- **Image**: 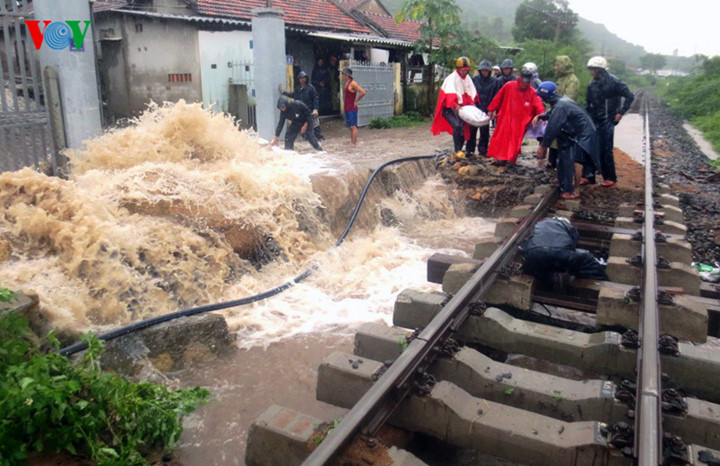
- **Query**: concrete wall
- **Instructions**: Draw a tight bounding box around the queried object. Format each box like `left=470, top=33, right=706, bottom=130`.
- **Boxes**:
left=96, top=14, right=202, bottom=119
left=198, top=30, right=253, bottom=113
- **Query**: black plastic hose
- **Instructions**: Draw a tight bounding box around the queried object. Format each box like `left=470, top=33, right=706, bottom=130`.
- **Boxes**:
left=59, top=154, right=437, bottom=356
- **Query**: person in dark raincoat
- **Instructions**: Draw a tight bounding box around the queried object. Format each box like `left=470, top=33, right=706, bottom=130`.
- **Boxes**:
left=495, top=58, right=515, bottom=88
left=280, top=71, right=323, bottom=140
left=271, top=97, right=322, bottom=151
left=584, top=56, right=635, bottom=187
left=469, top=59, right=499, bottom=156
left=520, top=217, right=608, bottom=289
left=535, top=81, right=600, bottom=200
left=312, top=58, right=331, bottom=114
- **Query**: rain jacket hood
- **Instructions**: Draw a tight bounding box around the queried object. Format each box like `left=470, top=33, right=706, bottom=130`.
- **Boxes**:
left=555, top=56, right=574, bottom=77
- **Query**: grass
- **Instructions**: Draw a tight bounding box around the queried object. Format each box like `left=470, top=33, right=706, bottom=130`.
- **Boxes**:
left=369, top=111, right=425, bottom=129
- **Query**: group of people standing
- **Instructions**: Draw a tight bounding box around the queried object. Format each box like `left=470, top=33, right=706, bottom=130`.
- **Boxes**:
left=432, top=54, right=634, bottom=200
left=272, top=64, right=365, bottom=152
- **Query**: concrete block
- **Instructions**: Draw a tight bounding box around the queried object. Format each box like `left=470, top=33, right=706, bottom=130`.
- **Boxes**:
left=387, top=446, right=428, bottom=466
left=494, top=217, right=519, bottom=238
left=534, top=184, right=554, bottom=195
left=458, top=307, right=636, bottom=379
left=609, top=233, right=638, bottom=259
left=615, top=216, right=643, bottom=231
left=659, top=194, right=680, bottom=208
left=558, top=198, right=581, bottom=212
left=245, top=405, right=319, bottom=466
left=656, top=219, right=687, bottom=236
left=658, top=261, right=701, bottom=296
left=317, top=352, right=381, bottom=408
left=618, top=204, right=637, bottom=218
left=596, top=286, right=639, bottom=330
left=354, top=322, right=409, bottom=362
left=523, top=193, right=543, bottom=205
left=606, top=256, right=639, bottom=286
left=656, top=183, right=672, bottom=195
left=665, top=398, right=720, bottom=451
left=426, top=253, right=481, bottom=284
left=393, top=288, right=445, bottom=329
left=665, top=342, right=720, bottom=404
left=660, top=205, right=684, bottom=224
left=597, top=287, right=708, bottom=343
left=442, top=263, right=477, bottom=294
left=392, top=381, right=618, bottom=466
left=658, top=238, right=694, bottom=265
left=473, top=237, right=500, bottom=260
left=483, top=274, right=535, bottom=311
left=609, top=234, right=693, bottom=265
left=510, top=204, right=532, bottom=219
left=433, top=348, right=622, bottom=424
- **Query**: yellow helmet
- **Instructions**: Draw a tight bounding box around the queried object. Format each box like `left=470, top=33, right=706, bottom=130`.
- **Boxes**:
left=456, top=56, right=471, bottom=68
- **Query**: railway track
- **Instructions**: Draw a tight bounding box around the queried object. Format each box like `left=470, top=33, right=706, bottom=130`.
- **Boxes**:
left=246, top=94, right=720, bottom=465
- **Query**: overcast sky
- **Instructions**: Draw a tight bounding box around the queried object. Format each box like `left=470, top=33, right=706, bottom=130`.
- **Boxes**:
left=567, top=0, right=719, bottom=58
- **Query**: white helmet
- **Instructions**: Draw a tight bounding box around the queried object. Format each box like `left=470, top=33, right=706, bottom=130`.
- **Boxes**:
left=522, top=62, right=538, bottom=74
left=587, top=56, right=608, bottom=70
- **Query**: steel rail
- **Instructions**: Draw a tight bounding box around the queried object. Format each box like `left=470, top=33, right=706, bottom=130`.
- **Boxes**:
left=635, top=97, right=663, bottom=465
left=303, top=187, right=557, bottom=465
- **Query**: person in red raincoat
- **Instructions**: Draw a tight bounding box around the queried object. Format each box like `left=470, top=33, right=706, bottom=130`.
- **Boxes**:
left=431, top=57, right=479, bottom=156
left=486, top=67, right=545, bottom=166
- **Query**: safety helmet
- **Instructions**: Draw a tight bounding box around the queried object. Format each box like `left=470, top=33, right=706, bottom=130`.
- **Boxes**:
left=587, top=56, right=608, bottom=70
left=536, top=81, right=558, bottom=101
left=276, top=97, right=288, bottom=110
left=500, top=58, right=513, bottom=69
left=492, top=65, right=500, bottom=71
left=522, top=62, right=538, bottom=74
left=456, top=56, right=471, bottom=68
left=553, top=216, right=571, bottom=226
left=478, top=59, right=492, bottom=71
left=341, top=67, right=353, bottom=77
left=297, top=71, right=308, bottom=79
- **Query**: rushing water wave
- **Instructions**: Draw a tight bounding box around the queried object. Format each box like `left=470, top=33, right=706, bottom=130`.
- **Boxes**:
left=0, top=101, right=495, bottom=348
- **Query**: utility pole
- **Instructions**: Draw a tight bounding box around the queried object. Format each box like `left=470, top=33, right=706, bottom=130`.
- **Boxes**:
left=33, top=0, right=102, bottom=150
left=252, top=5, right=286, bottom=141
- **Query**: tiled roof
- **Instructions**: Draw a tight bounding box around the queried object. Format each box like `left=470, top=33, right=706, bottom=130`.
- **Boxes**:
left=92, top=0, right=129, bottom=13
left=334, top=0, right=369, bottom=10
left=359, top=11, right=422, bottom=43
left=194, top=0, right=370, bottom=33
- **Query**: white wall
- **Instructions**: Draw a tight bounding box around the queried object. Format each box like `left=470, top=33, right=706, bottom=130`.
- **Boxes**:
left=198, top=30, right=254, bottom=112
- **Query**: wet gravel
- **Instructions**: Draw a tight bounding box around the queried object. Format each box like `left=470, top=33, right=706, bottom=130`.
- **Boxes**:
left=647, top=91, right=720, bottom=264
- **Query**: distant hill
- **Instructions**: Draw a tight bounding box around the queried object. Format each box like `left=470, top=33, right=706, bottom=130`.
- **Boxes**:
left=382, top=0, right=648, bottom=65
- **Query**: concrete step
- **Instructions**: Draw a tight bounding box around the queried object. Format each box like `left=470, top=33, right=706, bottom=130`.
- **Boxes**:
left=246, top=404, right=427, bottom=466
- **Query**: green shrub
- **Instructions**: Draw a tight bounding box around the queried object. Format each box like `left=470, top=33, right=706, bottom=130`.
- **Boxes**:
left=369, top=112, right=426, bottom=129
left=0, top=308, right=209, bottom=465
left=692, top=111, right=720, bottom=166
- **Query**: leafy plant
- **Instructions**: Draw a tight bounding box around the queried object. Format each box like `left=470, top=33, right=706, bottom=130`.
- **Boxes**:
left=369, top=112, right=425, bottom=129
left=312, top=419, right=341, bottom=445
left=397, top=337, right=409, bottom=352
left=0, top=312, right=209, bottom=465
left=504, top=387, right=514, bottom=396
left=553, top=391, right=563, bottom=401
left=0, top=288, right=18, bottom=304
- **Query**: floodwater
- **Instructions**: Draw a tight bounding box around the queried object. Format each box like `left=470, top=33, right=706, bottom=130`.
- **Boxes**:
left=0, top=102, right=498, bottom=464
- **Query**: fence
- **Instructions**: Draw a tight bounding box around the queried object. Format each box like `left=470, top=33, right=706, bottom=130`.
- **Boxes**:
left=0, top=1, right=55, bottom=174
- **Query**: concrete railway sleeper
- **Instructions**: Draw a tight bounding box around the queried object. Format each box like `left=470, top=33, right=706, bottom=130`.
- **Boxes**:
left=247, top=96, right=719, bottom=465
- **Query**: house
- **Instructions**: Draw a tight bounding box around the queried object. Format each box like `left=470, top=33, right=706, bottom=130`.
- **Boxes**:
left=93, top=0, right=425, bottom=125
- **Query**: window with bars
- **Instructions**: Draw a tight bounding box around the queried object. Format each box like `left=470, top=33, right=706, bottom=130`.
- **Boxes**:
left=168, top=73, right=192, bottom=83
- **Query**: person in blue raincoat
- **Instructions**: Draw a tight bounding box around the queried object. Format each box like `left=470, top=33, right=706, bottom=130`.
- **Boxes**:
left=534, top=81, right=600, bottom=200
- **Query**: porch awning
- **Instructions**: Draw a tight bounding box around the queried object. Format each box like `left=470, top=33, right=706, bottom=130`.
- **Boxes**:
left=304, top=30, right=413, bottom=48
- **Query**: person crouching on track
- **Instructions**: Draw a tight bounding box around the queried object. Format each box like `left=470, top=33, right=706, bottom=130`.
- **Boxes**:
left=520, top=217, right=608, bottom=290
left=534, top=81, right=600, bottom=200
left=431, top=56, right=479, bottom=158
left=271, top=97, right=323, bottom=151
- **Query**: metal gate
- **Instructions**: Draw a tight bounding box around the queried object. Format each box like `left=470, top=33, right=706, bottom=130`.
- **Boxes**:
left=1, top=1, right=54, bottom=174
left=349, top=60, right=394, bottom=127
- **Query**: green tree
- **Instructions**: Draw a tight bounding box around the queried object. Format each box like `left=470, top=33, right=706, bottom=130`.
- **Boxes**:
left=640, top=53, right=666, bottom=72
left=513, top=0, right=578, bottom=43
left=702, top=56, right=720, bottom=76
left=397, top=0, right=462, bottom=108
